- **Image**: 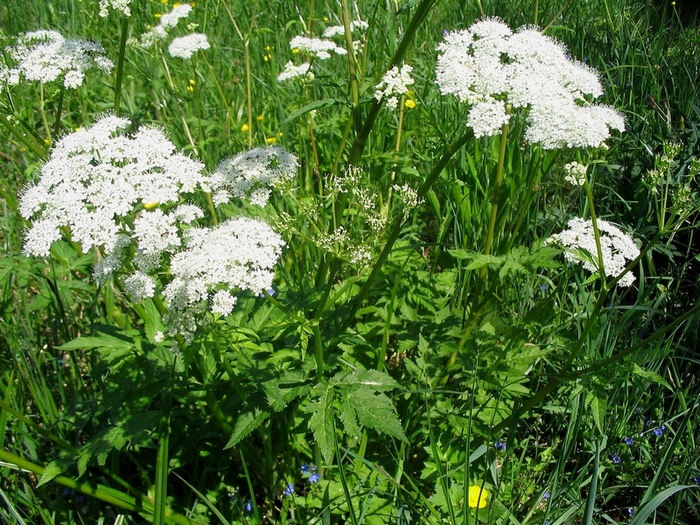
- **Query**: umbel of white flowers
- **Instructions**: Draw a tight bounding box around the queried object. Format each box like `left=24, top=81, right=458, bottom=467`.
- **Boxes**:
left=19, top=115, right=288, bottom=343
left=547, top=218, right=640, bottom=287
left=0, top=30, right=113, bottom=89
left=436, top=18, right=625, bottom=147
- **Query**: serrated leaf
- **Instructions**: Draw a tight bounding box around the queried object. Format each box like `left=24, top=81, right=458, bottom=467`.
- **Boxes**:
left=346, top=389, right=407, bottom=442
left=37, top=460, right=64, bottom=487
left=308, top=389, right=336, bottom=463
left=585, top=390, right=607, bottom=434
left=465, top=254, right=502, bottom=271
left=632, top=364, right=672, bottom=390
left=225, top=409, right=270, bottom=449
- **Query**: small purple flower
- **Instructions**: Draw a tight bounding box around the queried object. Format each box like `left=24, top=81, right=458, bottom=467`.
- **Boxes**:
left=692, top=476, right=700, bottom=485
left=628, top=507, right=635, bottom=517
left=301, top=464, right=315, bottom=474
left=624, top=437, right=634, bottom=446
left=652, top=424, right=666, bottom=437
left=645, top=418, right=654, bottom=427
left=283, top=483, right=295, bottom=497
left=308, top=472, right=320, bottom=483
left=244, top=500, right=252, bottom=512
left=494, top=440, right=507, bottom=450
left=543, top=491, right=551, bottom=500
left=610, top=453, right=622, bottom=464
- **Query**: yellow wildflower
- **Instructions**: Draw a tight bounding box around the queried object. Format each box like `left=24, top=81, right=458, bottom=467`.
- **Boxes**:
left=266, top=137, right=277, bottom=145
left=241, top=124, right=250, bottom=133
left=144, top=202, right=159, bottom=210
left=256, top=115, right=265, bottom=122
left=468, top=486, right=488, bottom=509
left=404, top=99, right=416, bottom=109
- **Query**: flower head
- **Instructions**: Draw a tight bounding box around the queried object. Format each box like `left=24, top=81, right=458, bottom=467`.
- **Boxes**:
left=436, top=18, right=624, bottom=148
left=0, top=30, right=113, bottom=89
left=467, top=485, right=488, bottom=509
left=289, top=36, right=346, bottom=60
left=546, top=217, right=640, bottom=287
left=210, top=146, right=298, bottom=207
left=99, top=0, right=133, bottom=17
left=282, top=483, right=295, bottom=497
left=624, top=436, right=634, bottom=446
left=374, top=64, right=415, bottom=110
left=168, top=33, right=210, bottom=59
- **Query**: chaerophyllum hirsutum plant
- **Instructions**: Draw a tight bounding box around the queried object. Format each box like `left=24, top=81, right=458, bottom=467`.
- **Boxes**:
left=20, top=114, right=295, bottom=348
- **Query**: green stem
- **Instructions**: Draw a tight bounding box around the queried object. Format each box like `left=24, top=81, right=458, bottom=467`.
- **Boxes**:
left=0, top=449, right=196, bottom=524
left=114, top=18, right=129, bottom=115
left=482, top=116, right=510, bottom=260
left=337, top=129, right=473, bottom=334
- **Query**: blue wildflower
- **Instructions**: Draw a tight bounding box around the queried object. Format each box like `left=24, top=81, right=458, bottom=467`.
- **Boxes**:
left=301, top=464, right=316, bottom=474
left=624, top=437, right=634, bottom=446
left=628, top=507, right=635, bottom=517
left=283, top=483, right=295, bottom=497
left=543, top=491, right=551, bottom=500
left=494, top=440, right=507, bottom=450
left=692, top=476, right=700, bottom=485
left=610, top=453, right=622, bottom=464
left=308, top=472, right=320, bottom=483
left=244, top=500, right=252, bottom=512
left=652, top=424, right=666, bottom=437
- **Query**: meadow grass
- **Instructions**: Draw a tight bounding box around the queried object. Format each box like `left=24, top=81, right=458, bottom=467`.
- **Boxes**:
left=1, top=0, right=699, bottom=523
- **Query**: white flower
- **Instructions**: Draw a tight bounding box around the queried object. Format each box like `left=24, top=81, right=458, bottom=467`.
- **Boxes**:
left=20, top=114, right=207, bottom=258
left=278, top=61, right=313, bottom=82
left=289, top=36, right=347, bottom=60
left=1, top=30, right=113, bottom=89
left=467, top=99, right=509, bottom=138
left=211, top=290, right=238, bottom=316
left=374, top=64, right=414, bottom=110
left=99, top=0, right=133, bottom=17
left=210, top=146, right=298, bottom=207
left=563, top=162, right=587, bottom=186
left=123, top=271, right=157, bottom=301
left=436, top=19, right=625, bottom=147
left=322, top=20, right=368, bottom=38
left=160, top=4, right=193, bottom=28
left=547, top=217, right=640, bottom=286
left=163, top=217, right=285, bottom=339
left=168, top=33, right=210, bottom=59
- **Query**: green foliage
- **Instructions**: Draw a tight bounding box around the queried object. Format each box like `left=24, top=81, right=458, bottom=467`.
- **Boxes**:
left=1, top=0, right=700, bottom=523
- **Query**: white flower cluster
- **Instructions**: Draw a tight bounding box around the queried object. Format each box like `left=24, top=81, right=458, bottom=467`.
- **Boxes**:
left=278, top=21, right=367, bottom=82
left=99, top=0, right=133, bottom=17
left=0, top=30, right=113, bottom=89
left=436, top=18, right=625, bottom=146
left=374, top=64, right=415, bottom=110
left=278, top=61, right=313, bottom=82
left=20, top=115, right=289, bottom=342
left=168, top=33, right=210, bottom=59
left=139, top=3, right=193, bottom=46
left=547, top=217, right=640, bottom=287
left=210, top=146, right=298, bottom=207
left=163, top=217, right=285, bottom=342
left=563, top=161, right=587, bottom=186
left=289, top=36, right=347, bottom=60
left=20, top=114, right=207, bottom=258
left=322, top=20, right=369, bottom=38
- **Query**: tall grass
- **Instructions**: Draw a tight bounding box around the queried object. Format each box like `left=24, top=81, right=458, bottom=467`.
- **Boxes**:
left=1, top=0, right=699, bottom=523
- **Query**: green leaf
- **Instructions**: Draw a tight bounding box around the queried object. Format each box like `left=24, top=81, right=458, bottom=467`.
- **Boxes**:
left=584, top=389, right=607, bottom=434
left=345, top=389, right=407, bottom=443
left=37, top=460, right=63, bottom=487
left=308, top=388, right=336, bottom=463
left=225, top=409, right=270, bottom=449
left=630, top=485, right=694, bottom=525
left=282, top=99, right=340, bottom=124
left=56, top=335, right=133, bottom=351
left=631, top=364, right=673, bottom=390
